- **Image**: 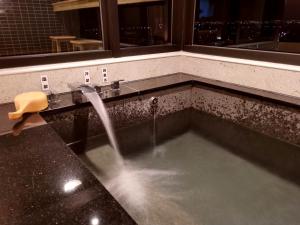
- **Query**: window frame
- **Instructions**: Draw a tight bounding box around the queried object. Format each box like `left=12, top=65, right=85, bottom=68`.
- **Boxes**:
left=107, top=0, right=184, bottom=57
left=183, top=0, right=300, bottom=66
left=0, top=0, right=184, bottom=69
left=2, top=0, right=299, bottom=68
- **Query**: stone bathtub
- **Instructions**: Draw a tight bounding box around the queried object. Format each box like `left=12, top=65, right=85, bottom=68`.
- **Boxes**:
left=43, top=74, right=300, bottom=225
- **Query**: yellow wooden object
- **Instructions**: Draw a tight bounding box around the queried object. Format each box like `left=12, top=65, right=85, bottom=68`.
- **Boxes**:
left=8, top=92, right=48, bottom=120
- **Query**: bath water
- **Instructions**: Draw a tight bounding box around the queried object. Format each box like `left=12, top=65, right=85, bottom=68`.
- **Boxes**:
left=79, top=130, right=300, bottom=225
left=82, top=90, right=300, bottom=225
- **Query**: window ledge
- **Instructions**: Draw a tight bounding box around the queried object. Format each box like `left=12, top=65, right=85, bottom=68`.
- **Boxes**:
left=181, top=51, right=300, bottom=73
left=1, top=50, right=300, bottom=76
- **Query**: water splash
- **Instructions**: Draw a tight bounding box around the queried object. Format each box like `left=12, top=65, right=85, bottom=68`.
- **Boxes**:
left=104, top=165, right=195, bottom=225
left=80, top=145, right=196, bottom=225
left=81, top=90, right=194, bottom=225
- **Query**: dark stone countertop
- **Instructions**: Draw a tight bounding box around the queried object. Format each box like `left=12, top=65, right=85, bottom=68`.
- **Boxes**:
left=0, top=124, right=136, bottom=225
left=1, top=73, right=299, bottom=124
left=0, top=103, right=47, bottom=136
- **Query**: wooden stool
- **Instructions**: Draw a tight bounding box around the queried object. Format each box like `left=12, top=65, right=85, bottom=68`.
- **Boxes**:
left=49, top=35, right=76, bottom=53
left=70, top=39, right=103, bottom=51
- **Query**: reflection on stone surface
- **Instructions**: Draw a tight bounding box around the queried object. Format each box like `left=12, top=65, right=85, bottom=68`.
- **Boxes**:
left=90, top=217, right=100, bottom=225
left=63, top=179, right=82, bottom=193
left=0, top=125, right=136, bottom=225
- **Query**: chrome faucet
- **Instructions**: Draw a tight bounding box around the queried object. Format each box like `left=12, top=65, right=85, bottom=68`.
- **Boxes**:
left=79, top=84, right=98, bottom=94
left=68, top=83, right=101, bottom=92
left=68, top=83, right=102, bottom=104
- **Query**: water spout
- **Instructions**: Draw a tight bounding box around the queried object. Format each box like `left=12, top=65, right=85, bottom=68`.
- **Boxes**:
left=79, top=84, right=98, bottom=94
left=79, top=86, right=123, bottom=166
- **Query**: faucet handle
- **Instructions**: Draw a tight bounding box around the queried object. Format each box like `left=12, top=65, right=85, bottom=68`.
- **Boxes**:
left=45, top=90, right=61, bottom=106
left=67, top=82, right=81, bottom=91
left=94, top=85, right=102, bottom=93
left=111, top=80, right=125, bottom=90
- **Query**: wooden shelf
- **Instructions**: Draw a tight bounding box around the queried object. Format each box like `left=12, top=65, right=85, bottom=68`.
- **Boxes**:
left=53, top=0, right=164, bottom=12
left=118, top=0, right=163, bottom=5
left=53, top=0, right=98, bottom=12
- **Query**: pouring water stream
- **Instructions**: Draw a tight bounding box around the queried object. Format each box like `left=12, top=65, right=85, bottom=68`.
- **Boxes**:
left=80, top=85, right=124, bottom=167
left=80, top=86, right=192, bottom=225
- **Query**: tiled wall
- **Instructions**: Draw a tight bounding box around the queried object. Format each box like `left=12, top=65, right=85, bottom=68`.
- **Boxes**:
left=0, top=0, right=66, bottom=56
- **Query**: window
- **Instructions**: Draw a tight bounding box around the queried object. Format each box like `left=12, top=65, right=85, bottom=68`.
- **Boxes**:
left=193, top=0, right=300, bottom=54
left=118, top=0, right=172, bottom=48
left=0, top=0, right=105, bottom=57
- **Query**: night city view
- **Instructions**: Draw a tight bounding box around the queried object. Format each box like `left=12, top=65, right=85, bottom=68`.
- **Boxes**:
left=194, top=0, right=300, bottom=53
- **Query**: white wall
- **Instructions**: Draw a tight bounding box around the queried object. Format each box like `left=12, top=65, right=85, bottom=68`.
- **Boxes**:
left=0, top=53, right=181, bottom=104
left=0, top=51, right=299, bottom=104
left=180, top=52, right=300, bottom=99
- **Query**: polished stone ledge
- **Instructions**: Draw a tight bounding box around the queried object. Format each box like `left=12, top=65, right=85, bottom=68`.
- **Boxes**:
left=1, top=73, right=299, bottom=135
left=42, top=73, right=300, bottom=116
left=0, top=103, right=46, bottom=136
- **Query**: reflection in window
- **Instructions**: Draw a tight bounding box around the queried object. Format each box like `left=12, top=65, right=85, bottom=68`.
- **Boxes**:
left=0, top=0, right=103, bottom=57
left=118, top=0, right=172, bottom=48
left=194, top=0, right=300, bottom=53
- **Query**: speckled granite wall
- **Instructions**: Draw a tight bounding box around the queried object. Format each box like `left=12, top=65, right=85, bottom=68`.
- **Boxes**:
left=45, top=84, right=300, bottom=147
left=104, top=86, right=191, bottom=127
left=45, top=86, right=192, bottom=145
left=192, top=85, right=300, bottom=146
